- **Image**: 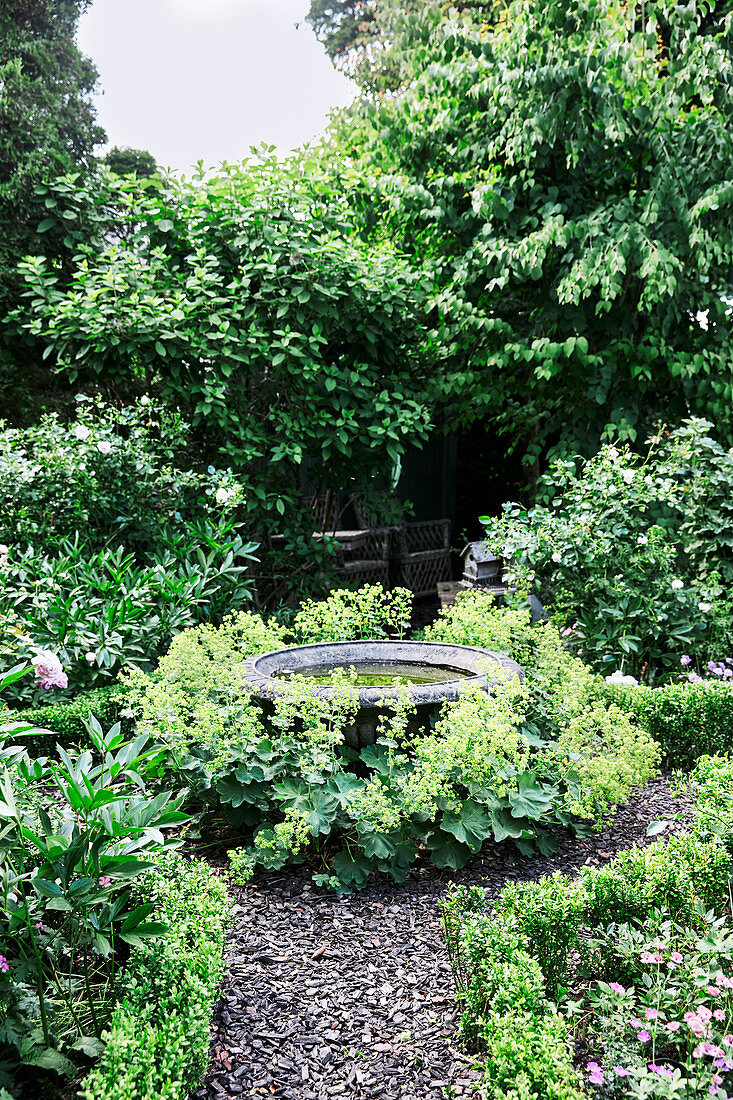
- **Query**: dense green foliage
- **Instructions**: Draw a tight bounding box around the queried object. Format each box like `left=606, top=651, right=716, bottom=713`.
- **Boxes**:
left=104, top=146, right=158, bottom=179
left=610, top=680, right=733, bottom=769
left=16, top=158, right=433, bottom=572
left=0, top=0, right=104, bottom=306
left=0, top=676, right=186, bottom=1088
left=82, top=851, right=228, bottom=1100
left=442, top=825, right=733, bottom=1098
left=0, top=398, right=244, bottom=556
left=6, top=684, right=131, bottom=753
left=337, top=0, right=733, bottom=463
left=485, top=421, right=733, bottom=680
left=127, top=589, right=657, bottom=891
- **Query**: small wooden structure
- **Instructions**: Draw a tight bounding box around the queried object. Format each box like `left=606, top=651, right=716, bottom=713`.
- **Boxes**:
left=460, top=542, right=508, bottom=596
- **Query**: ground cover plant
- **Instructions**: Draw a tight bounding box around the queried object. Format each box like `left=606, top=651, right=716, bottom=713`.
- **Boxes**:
left=441, top=753, right=733, bottom=1100
left=484, top=421, right=733, bottom=682
left=127, top=587, right=658, bottom=892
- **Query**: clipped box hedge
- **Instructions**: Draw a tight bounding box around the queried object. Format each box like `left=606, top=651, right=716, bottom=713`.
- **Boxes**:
left=441, top=832, right=732, bottom=1100
left=15, top=683, right=133, bottom=752
left=607, top=679, right=733, bottom=769
left=83, top=851, right=229, bottom=1100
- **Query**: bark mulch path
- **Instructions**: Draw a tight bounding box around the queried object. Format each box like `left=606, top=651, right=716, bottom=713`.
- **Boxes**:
left=192, top=776, right=693, bottom=1100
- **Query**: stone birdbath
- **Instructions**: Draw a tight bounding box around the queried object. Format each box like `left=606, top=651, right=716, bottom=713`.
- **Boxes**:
left=242, top=639, right=523, bottom=748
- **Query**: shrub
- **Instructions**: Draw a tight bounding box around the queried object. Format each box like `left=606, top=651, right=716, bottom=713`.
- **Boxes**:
left=0, top=397, right=243, bottom=556
left=293, top=584, right=412, bottom=644
left=582, top=834, right=730, bottom=929
left=480, top=1010, right=585, bottom=1100
left=609, top=679, right=733, bottom=769
left=687, top=754, right=733, bottom=855
left=0, top=524, right=257, bottom=703
left=82, top=851, right=229, bottom=1100
left=426, top=591, right=660, bottom=824
left=499, top=873, right=585, bottom=990
left=483, top=420, right=733, bottom=681
left=8, top=683, right=132, bottom=752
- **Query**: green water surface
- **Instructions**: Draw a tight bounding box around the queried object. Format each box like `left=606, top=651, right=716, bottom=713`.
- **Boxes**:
left=276, top=662, right=472, bottom=687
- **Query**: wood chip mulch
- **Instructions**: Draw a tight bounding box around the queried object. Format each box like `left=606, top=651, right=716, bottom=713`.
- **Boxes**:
left=192, top=776, right=693, bottom=1100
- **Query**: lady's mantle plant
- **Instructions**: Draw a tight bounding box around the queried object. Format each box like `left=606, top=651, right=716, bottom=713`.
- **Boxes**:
left=128, top=587, right=658, bottom=891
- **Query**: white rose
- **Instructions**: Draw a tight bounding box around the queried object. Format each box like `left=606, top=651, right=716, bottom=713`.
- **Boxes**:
left=637, top=535, right=648, bottom=545
left=551, top=551, right=561, bottom=562
left=0, top=544, right=8, bottom=557
left=85, top=651, right=97, bottom=663
left=96, top=440, right=112, bottom=455
left=215, top=487, right=230, bottom=504
left=699, top=602, right=712, bottom=613
left=622, top=469, right=635, bottom=484
left=73, top=424, right=91, bottom=440
left=671, top=579, right=684, bottom=590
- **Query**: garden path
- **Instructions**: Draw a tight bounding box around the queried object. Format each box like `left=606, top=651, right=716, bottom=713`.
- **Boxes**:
left=192, top=777, right=689, bottom=1100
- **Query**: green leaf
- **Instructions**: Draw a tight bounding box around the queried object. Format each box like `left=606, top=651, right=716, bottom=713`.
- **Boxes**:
left=508, top=772, right=556, bottom=820
left=440, top=800, right=493, bottom=852
left=424, top=830, right=472, bottom=869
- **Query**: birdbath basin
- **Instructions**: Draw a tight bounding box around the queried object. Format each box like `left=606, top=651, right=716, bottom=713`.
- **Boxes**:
left=242, top=640, right=523, bottom=748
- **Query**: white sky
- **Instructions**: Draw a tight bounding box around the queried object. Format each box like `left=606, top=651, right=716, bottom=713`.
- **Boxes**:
left=77, top=0, right=356, bottom=174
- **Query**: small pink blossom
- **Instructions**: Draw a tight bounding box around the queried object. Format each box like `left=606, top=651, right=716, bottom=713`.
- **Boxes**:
left=723, top=1035, right=733, bottom=1048
left=718, top=976, right=733, bottom=990
left=637, top=1030, right=651, bottom=1043
left=698, top=1006, right=714, bottom=1022
left=0, top=956, right=8, bottom=973
left=609, top=982, right=625, bottom=994
left=715, top=1010, right=726, bottom=1021
left=98, top=875, right=112, bottom=888
left=670, top=952, right=683, bottom=964
left=35, top=922, right=44, bottom=931
left=641, top=951, right=662, bottom=964
left=645, top=1008, right=659, bottom=1020
left=587, top=1062, right=604, bottom=1085
left=631, top=1019, right=644, bottom=1028
left=614, top=1066, right=629, bottom=1077
left=708, top=986, right=722, bottom=997
left=666, top=1021, right=681, bottom=1032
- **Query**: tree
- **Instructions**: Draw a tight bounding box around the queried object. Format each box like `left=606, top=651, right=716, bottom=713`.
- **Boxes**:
left=336, top=0, right=733, bottom=470
left=16, top=155, right=434, bottom=578
left=105, top=146, right=158, bottom=179
left=0, top=0, right=105, bottom=299
left=306, top=1, right=377, bottom=66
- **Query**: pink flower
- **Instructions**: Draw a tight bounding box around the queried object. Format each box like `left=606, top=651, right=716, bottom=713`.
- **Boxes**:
left=693, top=1042, right=724, bottom=1059
left=641, top=951, right=662, bottom=964
left=698, top=1006, right=714, bottom=1022
left=35, top=922, right=44, bottom=931
left=666, top=1021, right=681, bottom=1032
left=637, top=1030, right=651, bottom=1043
left=670, top=952, right=683, bottom=964
left=32, top=651, right=67, bottom=691
left=614, top=1066, right=629, bottom=1077
left=0, top=956, right=8, bottom=973
left=646, top=1008, right=659, bottom=1020
left=723, top=1035, right=733, bottom=1048
left=609, top=982, right=626, bottom=994
left=631, top=1019, right=644, bottom=1028
left=718, top=976, right=733, bottom=990
left=98, top=875, right=112, bottom=888
left=715, top=1010, right=726, bottom=1021
left=587, top=1062, right=604, bottom=1085
left=708, top=986, right=722, bottom=997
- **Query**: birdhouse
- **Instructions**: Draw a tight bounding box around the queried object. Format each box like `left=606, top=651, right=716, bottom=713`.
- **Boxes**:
left=461, top=542, right=503, bottom=586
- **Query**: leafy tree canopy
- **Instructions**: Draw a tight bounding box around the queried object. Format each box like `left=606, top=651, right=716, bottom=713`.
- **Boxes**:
left=16, top=155, right=435, bottom=544
left=105, top=145, right=158, bottom=179
left=0, top=0, right=105, bottom=298
left=335, top=0, right=733, bottom=467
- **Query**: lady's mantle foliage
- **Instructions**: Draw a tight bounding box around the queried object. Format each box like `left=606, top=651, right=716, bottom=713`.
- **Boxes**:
left=128, top=588, right=658, bottom=891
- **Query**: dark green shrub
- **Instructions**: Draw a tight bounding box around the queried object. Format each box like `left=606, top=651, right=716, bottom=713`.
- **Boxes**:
left=82, top=851, right=229, bottom=1100
left=582, top=833, right=730, bottom=928
left=13, top=684, right=132, bottom=751
left=689, top=754, right=733, bottom=855
left=498, top=873, right=585, bottom=990
left=609, top=680, right=733, bottom=768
